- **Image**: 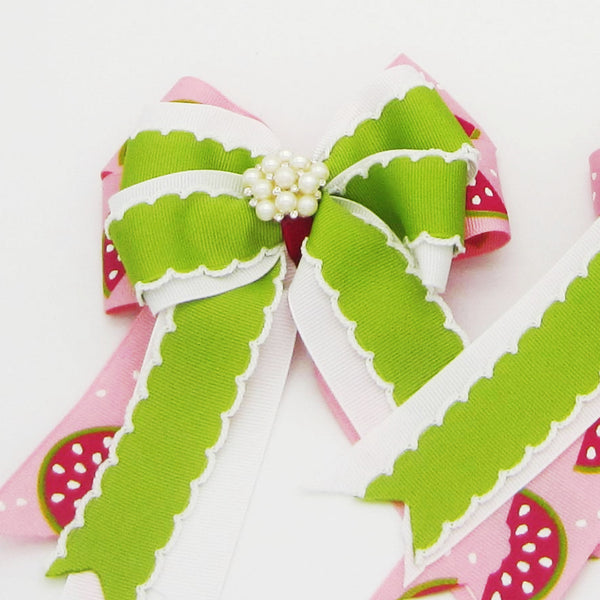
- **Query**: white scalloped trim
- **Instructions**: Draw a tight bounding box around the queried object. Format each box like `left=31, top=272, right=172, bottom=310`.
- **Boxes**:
left=289, top=257, right=396, bottom=436
left=106, top=170, right=244, bottom=231
left=138, top=255, right=286, bottom=599
left=313, top=64, right=434, bottom=162
left=300, top=244, right=397, bottom=412
left=407, top=374, right=600, bottom=578
left=136, top=245, right=285, bottom=311
left=298, top=197, right=467, bottom=416
left=329, top=195, right=468, bottom=345
left=405, top=232, right=466, bottom=257
left=325, top=144, right=479, bottom=195
left=54, top=256, right=287, bottom=600
left=145, top=286, right=296, bottom=599
left=56, top=305, right=179, bottom=560
left=130, top=102, right=279, bottom=158
left=318, top=216, right=600, bottom=579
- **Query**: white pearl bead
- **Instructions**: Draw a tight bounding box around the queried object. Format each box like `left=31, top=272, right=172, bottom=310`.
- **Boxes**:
left=261, top=154, right=281, bottom=174
left=298, top=172, right=319, bottom=194
left=252, top=179, right=273, bottom=200
left=297, top=195, right=319, bottom=217
left=273, top=165, right=297, bottom=189
left=310, top=161, right=329, bottom=182
left=275, top=191, right=297, bottom=214
left=255, top=200, right=277, bottom=221
left=291, top=155, right=310, bottom=171
left=278, top=149, right=293, bottom=162
left=242, top=168, right=262, bottom=187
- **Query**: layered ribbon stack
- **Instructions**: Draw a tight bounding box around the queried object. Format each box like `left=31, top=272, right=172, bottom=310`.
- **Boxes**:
left=3, top=56, right=600, bottom=600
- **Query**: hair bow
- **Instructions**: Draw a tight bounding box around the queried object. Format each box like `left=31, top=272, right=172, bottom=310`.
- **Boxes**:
left=0, top=56, right=511, bottom=600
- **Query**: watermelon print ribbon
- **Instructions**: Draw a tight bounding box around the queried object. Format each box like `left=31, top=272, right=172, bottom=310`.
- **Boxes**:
left=0, top=56, right=510, bottom=600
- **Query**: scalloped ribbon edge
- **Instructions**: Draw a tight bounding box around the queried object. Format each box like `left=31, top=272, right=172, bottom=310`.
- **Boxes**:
left=318, top=215, right=600, bottom=580
left=54, top=255, right=287, bottom=600
left=313, top=64, right=434, bottom=162
left=106, top=169, right=245, bottom=230
left=298, top=243, right=398, bottom=413
left=289, top=254, right=396, bottom=436
left=137, top=245, right=285, bottom=312
left=290, top=197, right=467, bottom=435
left=55, top=305, right=178, bottom=561
left=406, top=232, right=466, bottom=256
left=404, top=370, right=600, bottom=583
left=139, top=255, right=286, bottom=598
left=328, top=196, right=469, bottom=338
left=144, top=284, right=296, bottom=599
left=130, top=102, right=279, bottom=158
left=325, top=144, right=479, bottom=195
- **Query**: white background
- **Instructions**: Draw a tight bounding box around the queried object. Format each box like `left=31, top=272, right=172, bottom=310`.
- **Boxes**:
left=1, top=1, right=600, bottom=598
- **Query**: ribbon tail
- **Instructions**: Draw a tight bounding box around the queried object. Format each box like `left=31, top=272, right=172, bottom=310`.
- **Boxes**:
left=48, top=260, right=286, bottom=600
left=289, top=193, right=466, bottom=440
left=323, top=215, right=600, bottom=583
left=0, top=308, right=155, bottom=538
left=138, top=280, right=296, bottom=600
left=371, top=433, right=600, bottom=600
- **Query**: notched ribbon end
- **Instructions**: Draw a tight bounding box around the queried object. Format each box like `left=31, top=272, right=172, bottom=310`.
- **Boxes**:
left=412, top=241, right=458, bottom=293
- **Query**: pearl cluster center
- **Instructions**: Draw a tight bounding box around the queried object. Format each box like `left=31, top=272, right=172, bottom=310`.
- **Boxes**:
left=242, top=150, right=329, bottom=222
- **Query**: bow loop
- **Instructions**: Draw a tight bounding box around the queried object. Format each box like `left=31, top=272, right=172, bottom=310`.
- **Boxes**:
left=105, top=102, right=284, bottom=311
left=315, top=64, right=477, bottom=291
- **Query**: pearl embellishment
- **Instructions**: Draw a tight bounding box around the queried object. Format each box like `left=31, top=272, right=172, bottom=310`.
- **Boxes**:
left=243, top=150, right=329, bottom=222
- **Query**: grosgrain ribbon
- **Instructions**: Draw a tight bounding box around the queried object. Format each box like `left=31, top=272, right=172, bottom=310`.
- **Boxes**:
left=0, top=57, right=511, bottom=600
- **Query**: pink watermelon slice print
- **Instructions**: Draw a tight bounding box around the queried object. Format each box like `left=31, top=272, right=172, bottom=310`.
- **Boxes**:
left=455, top=116, right=506, bottom=218
left=575, top=417, right=600, bottom=472
left=38, top=427, right=118, bottom=532
left=103, top=233, right=126, bottom=295
left=481, top=490, right=566, bottom=600
left=455, top=116, right=481, bottom=141
left=399, top=578, right=460, bottom=598
left=466, top=171, right=506, bottom=217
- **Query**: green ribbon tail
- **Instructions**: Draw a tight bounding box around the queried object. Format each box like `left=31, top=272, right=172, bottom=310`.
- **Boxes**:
left=301, top=193, right=464, bottom=408
left=47, top=261, right=282, bottom=600
left=365, top=248, right=600, bottom=554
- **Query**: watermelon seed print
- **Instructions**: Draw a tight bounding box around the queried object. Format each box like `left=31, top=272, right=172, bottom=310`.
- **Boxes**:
left=575, top=417, right=600, bottom=472
left=103, top=233, right=126, bottom=296
left=455, top=115, right=507, bottom=220
left=466, top=172, right=506, bottom=216
left=481, top=490, right=566, bottom=600
left=38, top=427, right=119, bottom=532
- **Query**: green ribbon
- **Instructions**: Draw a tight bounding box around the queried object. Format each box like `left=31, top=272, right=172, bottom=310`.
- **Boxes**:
left=49, top=134, right=284, bottom=600
left=324, top=85, right=471, bottom=246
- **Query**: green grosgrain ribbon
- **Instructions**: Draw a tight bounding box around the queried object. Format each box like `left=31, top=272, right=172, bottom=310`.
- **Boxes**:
left=48, top=67, right=477, bottom=600
left=49, top=129, right=286, bottom=599
left=295, top=77, right=474, bottom=414
left=323, top=85, right=471, bottom=246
